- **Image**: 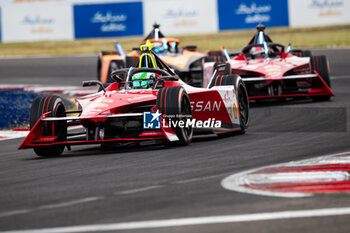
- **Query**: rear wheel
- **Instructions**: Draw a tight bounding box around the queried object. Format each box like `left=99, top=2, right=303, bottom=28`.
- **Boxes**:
left=97, top=56, right=102, bottom=82
left=157, top=86, right=193, bottom=146
left=291, top=49, right=312, bottom=58
left=30, top=96, right=67, bottom=157
left=302, top=50, right=312, bottom=57
left=209, top=74, right=249, bottom=134
left=310, top=55, right=331, bottom=101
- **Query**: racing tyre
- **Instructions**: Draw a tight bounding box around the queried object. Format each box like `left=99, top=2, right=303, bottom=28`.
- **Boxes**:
left=97, top=56, right=102, bottom=82
left=302, top=50, right=312, bottom=57
left=291, top=49, right=312, bottom=57
left=157, top=86, right=193, bottom=146
left=30, top=96, right=67, bottom=157
left=310, top=55, right=331, bottom=101
left=209, top=74, right=249, bottom=134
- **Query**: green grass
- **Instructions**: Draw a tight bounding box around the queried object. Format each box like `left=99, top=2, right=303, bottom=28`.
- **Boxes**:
left=0, top=25, right=349, bottom=56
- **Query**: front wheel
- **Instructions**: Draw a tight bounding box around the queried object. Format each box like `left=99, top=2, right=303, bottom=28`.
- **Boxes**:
left=310, top=55, right=332, bottom=102
left=209, top=74, right=249, bottom=134
left=30, top=96, right=67, bottom=157
left=157, top=86, right=193, bottom=146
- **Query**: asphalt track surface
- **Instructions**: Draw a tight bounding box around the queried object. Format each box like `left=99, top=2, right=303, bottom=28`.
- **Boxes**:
left=0, top=49, right=350, bottom=232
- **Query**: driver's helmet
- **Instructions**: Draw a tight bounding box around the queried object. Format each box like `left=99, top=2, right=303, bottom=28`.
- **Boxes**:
left=152, top=41, right=167, bottom=54
left=251, top=46, right=264, bottom=56
left=131, top=72, right=155, bottom=89
left=250, top=45, right=273, bottom=57
left=148, top=38, right=178, bottom=54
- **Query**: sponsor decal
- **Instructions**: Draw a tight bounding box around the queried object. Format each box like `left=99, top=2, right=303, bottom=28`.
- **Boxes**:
left=289, top=0, right=348, bottom=27
left=191, top=101, right=222, bottom=112
left=164, top=8, right=198, bottom=19
left=90, top=11, right=127, bottom=32
left=218, top=0, right=289, bottom=30
left=264, top=65, right=282, bottom=78
left=163, top=8, right=198, bottom=27
left=233, top=103, right=238, bottom=119
left=236, top=2, right=271, bottom=24
left=308, top=0, right=344, bottom=17
left=308, top=0, right=344, bottom=8
left=74, top=2, right=143, bottom=39
left=144, top=0, right=217, bottom=35
left=20, top=15, right=55, bottom=34
left=1, top=4, right=73, bottom=42
left=127, top=94, right=154, bottom=102
left=91, top=103, right=108, bottom=108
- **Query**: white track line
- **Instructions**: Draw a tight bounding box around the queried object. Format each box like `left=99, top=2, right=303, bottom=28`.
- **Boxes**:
left=331, top=75, right=350, bottom=80
left=114, top=185, right=164, bottom=195
left=0, top=210, right=30, bottom=218
left=2, top=206, right=350, bottom=233
left=171, top=174, right=224, bottom=184
left=0, top=197, right=101, bottom=219
left=38, top=197, right=102, bottom=210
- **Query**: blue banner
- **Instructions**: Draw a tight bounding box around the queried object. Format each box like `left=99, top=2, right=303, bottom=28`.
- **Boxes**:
left=217, top=0, right=289, bottom=30
left=74, top=2, right=143, bottom=39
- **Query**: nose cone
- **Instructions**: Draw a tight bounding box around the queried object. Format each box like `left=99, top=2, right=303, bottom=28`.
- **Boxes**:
left=78, top=90, right=158, bottom=118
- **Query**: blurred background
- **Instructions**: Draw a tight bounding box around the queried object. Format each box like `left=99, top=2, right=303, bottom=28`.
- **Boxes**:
left=0, top=0, right=349, bottom=55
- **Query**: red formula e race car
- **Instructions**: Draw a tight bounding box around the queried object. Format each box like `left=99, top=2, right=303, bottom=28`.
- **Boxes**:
left=98, top=24, right=207, bottom=87
left=204, top=24, right=334, bottom=101
left=19, top=42, right=249, bottom=157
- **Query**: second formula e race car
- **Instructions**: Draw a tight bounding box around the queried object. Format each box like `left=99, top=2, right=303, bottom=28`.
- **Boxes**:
left=20, top=42, right=249, bottom=157
left=98, top=24, right=208, bottom=87
left=204, top=24, right=334, bottom=101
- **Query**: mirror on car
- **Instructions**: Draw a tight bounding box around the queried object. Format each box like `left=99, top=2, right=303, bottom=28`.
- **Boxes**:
left=111, top=74, right=124, bottom=82
left=286, top=43, right=291, bottom=53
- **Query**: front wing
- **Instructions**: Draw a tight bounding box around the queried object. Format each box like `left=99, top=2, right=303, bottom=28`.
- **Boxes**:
left=19, top=112, right=179, bottom=150
left=242, top=71, right=334, bottom=99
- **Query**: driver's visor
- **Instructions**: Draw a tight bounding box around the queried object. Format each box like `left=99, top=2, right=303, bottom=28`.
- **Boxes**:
left=132, top=80, right=149, bottom=87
